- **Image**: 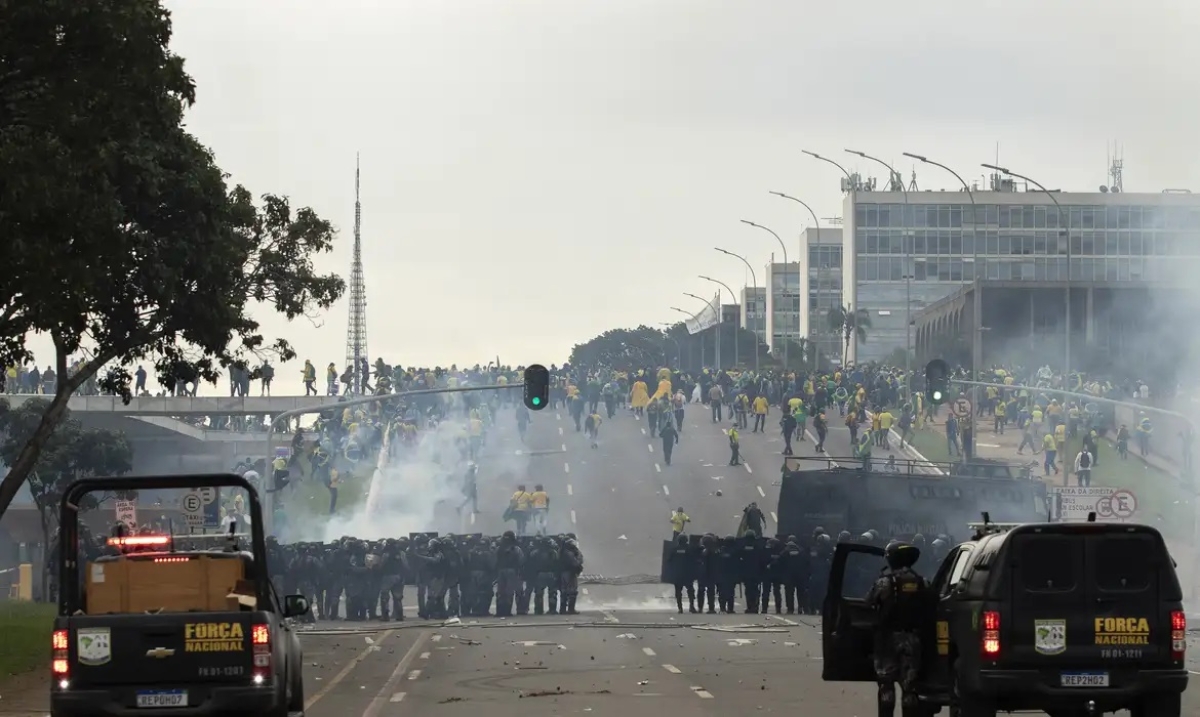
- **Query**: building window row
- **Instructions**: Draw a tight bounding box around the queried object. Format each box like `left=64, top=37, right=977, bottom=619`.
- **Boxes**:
left=855, top=203, right=1200, bottom=231
left=808, top=246, right=842, bottom=268
left=856, top=230, right=1190, bottom=257
left=856, top=256, right=1189, bottom=283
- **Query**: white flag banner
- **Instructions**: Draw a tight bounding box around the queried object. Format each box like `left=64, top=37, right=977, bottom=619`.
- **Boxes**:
left=684, top=293, right=720, bottom=335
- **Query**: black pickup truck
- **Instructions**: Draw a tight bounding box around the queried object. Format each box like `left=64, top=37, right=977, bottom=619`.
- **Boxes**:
left=50, top=473, right=310, bottom=717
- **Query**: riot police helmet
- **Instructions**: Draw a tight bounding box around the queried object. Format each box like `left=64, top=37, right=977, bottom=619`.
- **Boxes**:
left=912, top=533, right=926, bottom=545
left=884, top=540, right=921, bottom=570
left=837, top=530, right=852, bottom=543
left=816, top=533, right=832, bottom=545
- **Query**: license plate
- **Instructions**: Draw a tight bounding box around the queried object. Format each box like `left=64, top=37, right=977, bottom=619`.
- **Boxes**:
left=136, top=690, right=187, bottom=708
left=1060, top=672, right=1109, bottom=687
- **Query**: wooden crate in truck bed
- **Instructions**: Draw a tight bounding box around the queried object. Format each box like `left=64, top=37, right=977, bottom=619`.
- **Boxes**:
left=85, top=553, right=245, bottom=614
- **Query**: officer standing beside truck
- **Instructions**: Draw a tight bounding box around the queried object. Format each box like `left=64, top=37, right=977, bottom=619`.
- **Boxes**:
left=865, top=540, right=928, bottom=717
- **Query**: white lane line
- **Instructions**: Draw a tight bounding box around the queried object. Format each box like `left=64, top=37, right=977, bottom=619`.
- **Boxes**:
left=647, top=443, right=654, bottom=453
left=692, top=687, right=715, bottom=699
left=407, top=669, right=421, bottom=681
left=558, top=426, right=564, bottom=436
left=564, top=462, right=570, bottom=473
left=641, top=427, right=647, bottom=435
left=770, top=511, right=778, bottom=523
left=358, top=630, right=429, bottom=717
left=431, top=635, right=442, bottom=643
left=567, top=484, right=574, bottom=496
left=642, top=647, right=657, bottom=656
left=570, top=509, right=577, bottom=524
left=561, top=443, right=567, bottom=451
left=419, top=651, right=430, bottom=660
left=756, top=485, right=766, bottom=498
left=389, top=692, right=406, bottom=703
left=767, top=614, right=800, bottom=626
left=662, top=664, right=682, bottom=674
left=655, top=463, right=662, bottom=473
left=744, top=463, right=753, bottom=473
left=601, top=609, right=620, bottom=623
left=663, top=484, right=670, bottom=497
left=557, top=412, right=562, bottom=420
left=470, top=512, right=476, bottom=526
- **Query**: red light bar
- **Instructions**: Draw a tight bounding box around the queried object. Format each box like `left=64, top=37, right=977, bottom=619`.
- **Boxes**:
left=107, top=535, right=171, bottom=547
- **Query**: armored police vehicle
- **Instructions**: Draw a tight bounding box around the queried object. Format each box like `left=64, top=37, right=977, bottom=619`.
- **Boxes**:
left=50, top=473, right=309, bottom=717
left=823, top=514, right=1188, bottom=717
left=776, top=455, right=1049, bottom=541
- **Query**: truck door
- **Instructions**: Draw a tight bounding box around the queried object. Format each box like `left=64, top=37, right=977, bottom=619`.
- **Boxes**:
left=822, top=542, right=886, bottom=682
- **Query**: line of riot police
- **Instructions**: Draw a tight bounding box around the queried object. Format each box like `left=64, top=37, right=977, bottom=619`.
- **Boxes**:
left=267, top=531, right=585, bottom=621
left=659, top=528, right=953, bottom=615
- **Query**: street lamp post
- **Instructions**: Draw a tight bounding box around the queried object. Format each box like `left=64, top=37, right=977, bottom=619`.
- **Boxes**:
left=715, top=247, right=760, bottom=372
left=740, top=220, right=788, bottom=369
left=846, top=149, right=911, bottom=390
left=801, top=150, right=853, bottom=182
left=983, top=163, right=1071, bottom=382
left=685, top=292, right=722, bottom=371
left=904, top=152, right=980, bottom=379
left=770, top=192, right=823, bottom=371
left=671, top=306, right=704, bottom=368
left=700, top=275, right=739, bottom=369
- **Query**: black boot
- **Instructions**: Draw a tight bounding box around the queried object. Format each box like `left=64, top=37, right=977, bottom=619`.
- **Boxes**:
left=676, top=596, right=684, bottom=614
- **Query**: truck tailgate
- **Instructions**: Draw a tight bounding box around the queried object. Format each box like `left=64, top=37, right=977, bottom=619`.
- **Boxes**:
left=68, top=612, right=262, bottom=686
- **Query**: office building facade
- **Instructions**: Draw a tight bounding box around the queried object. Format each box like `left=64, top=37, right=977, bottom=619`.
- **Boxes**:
left=800, top=227, right=844, bottom=364
left=741, top=286, right=767, bottom=345
left=841, top=185, right=1200, bottom=364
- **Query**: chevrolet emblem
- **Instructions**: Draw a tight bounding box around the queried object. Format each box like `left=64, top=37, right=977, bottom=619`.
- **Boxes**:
left=146, top=647, right=175, bottom=659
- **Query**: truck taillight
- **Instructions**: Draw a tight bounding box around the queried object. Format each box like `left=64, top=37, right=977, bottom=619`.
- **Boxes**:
left=1171, top=611, right=1186, bottom=659
left=52, top=629, right=69, bottom=680
left=982, top=611, right=1001, bottom=659
left=251, top=623, right=271, bottom=681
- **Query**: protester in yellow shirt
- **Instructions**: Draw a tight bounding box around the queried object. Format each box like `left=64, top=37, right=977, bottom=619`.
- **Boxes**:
left=670, top=507, right=690, bottom=538
left=751, top=395, right=769, bottom=433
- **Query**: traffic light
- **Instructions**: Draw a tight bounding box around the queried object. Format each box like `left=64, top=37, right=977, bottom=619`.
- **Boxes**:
left=523, top=364, right=550, bottom=411
left=925, top=359, right=950, bottom=405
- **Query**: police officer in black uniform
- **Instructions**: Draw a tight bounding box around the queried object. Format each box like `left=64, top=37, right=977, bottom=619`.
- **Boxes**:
left=865, top=540, right=928, bottom=717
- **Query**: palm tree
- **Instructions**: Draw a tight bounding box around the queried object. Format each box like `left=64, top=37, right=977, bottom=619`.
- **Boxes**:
left=826, top=304, right=871, bottom=365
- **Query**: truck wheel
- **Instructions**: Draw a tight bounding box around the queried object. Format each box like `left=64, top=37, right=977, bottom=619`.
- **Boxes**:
left=1131, top=693, right=1181, bottom=717
left=950, top=662, right=996, bottom=717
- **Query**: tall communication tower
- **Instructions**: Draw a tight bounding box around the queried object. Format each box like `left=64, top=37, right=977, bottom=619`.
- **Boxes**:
left=345, top=154, right=369, bottom=395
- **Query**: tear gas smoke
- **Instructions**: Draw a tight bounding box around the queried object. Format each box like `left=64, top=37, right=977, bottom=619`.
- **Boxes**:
left=319, top=405, right=531, bottom=542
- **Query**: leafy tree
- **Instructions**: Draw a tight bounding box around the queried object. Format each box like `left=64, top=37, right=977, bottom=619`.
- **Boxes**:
left=0, top=0, right=345, bottom=518
left=0, top=397, right=133, bottom=587
left=569, top=326, right=673, bottom=370
left=827, top=304, right=872, bottom=365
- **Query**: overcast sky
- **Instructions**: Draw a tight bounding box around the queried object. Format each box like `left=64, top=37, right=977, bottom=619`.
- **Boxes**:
left=24, top=0, right=1200, bottom=390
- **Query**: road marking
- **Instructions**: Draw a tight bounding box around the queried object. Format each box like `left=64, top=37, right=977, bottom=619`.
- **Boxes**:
left=744, top=463, right=753, bottom=473
left=419, top=651, right=430, bottom=660
left=561, top=443, right=567, bottom=451
left=641, top=427, right=647, bottom=435
left=766, top=614, right=800, bottom=626
left=642, top=647, right=656, bottom=656
left=431, top=635, right=442, bottom=642
left=567, top=484, right=574, bottom=496
left=663, top=664, right=682, bottom=674
left=570, top=510, right=577, bottom=524
left=770, top=511, right=778, bottom=523
left=692, top=686, right=715, bottom=699
left=389, top=692, right=406, bottom=703
left=357, top=630, right=428, bottom=717
left=304, top=628, right=397, bottom=711
left=470, top=512, right=476, bottom=526
left=647, top=443, right=654, bottom=453
left=663, top=484, right=670, bottom=497
left=655, top=463, right=662, bottom=472
left=558, top=426, right=564, bottom=436
left=601, top=609, right=619, bottom=623
left=557, top=412, right=562, bottom=420
left=407, top=669, right=421, bottom=680
left=564, top=462, right=570, bottom=473
left=756, top=485, right=766, bottom=498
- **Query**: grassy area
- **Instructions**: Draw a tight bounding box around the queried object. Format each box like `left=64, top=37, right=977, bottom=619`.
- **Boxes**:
left=276, top=447, right=371, bottom=531
left=0, top=600, right=56, bottom=677
left=906, top=422, right=1192, bottom=538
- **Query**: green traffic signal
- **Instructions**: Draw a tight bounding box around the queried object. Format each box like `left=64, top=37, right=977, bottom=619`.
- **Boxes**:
left=925, top=359, right=950, bottom=406
left=532, top=396, right=541, bottom=406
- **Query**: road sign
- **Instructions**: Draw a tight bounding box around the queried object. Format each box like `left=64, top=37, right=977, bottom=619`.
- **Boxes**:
left=198, top=487, right=217, bottom=505
left=114, top=499, right=137, bottom=530
left=203, top=488, right=221, bottom=528
left=181, top=490, right=204, bottom=527
left=1097, top=490, right=1138, bottom=520
left=951, top=397, right=972, bottom=418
